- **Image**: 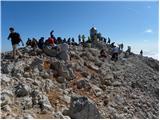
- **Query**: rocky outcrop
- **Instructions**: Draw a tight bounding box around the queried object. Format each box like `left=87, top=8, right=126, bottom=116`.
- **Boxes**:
left=0, top=43, right=159, bottom=119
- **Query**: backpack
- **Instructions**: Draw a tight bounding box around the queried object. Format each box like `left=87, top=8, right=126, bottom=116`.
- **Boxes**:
left=13, top=32, right=21, bottom=44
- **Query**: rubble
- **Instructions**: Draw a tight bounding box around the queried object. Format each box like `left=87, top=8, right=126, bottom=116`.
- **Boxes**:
left=0, top=43, right=159, bottom=119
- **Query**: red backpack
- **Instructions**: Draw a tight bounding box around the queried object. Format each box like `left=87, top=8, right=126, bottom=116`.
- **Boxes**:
left=48, top=37, right=54, bottom=44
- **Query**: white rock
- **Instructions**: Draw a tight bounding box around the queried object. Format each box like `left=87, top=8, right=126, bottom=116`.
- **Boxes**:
left=1, top=74, right=11, bottom=82
left=91, top=85, right=103, bottom=97
left=63, top=95, right=71, bottom=104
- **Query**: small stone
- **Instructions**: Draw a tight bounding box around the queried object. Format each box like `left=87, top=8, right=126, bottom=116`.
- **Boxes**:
left=40, top=71, right=50, bottom=79
left=63, top=95, right=71, bottom=104
left=112, top=81, right=121, bottom=87
left=2, top=105, right=12, bottom=112
left=23, top=113, right=34, bottom=119
left=57, top=77, right=66, bottom=83
left=91, top=84, right=103, bottom=97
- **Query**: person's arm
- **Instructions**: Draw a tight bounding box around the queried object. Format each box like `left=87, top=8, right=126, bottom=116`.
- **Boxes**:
left=19, top=36, right=24, bottom=46
left=7, top=33, right=11, bottom=40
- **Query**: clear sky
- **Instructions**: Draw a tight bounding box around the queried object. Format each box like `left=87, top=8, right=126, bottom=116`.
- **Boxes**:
left=1, top=1, right=159, bottom=59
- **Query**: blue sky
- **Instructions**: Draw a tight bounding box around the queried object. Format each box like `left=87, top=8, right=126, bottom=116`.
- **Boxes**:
left=1, top=1, right=159, bottom=59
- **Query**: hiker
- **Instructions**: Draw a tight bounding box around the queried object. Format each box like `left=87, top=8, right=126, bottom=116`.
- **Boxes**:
left=63, top=38, right=67, bottom=43
left=97, top=33, right=102, bottom=41
left=50, top=30, right=57, bottom=44
left=99, top=49, right=107, bottom=58
left=78, top=34, right=81, bottom=44
left=7, top=27, right=24, bottom=59
left=87, top=36, right=91, bottom=43
left=111, top=46, right=119, bottom=62
left=31, top=38, right=38, bottom=49
left=121, top=43, right=124, bottom=51
left=103, top=38, right=107, bottom=44
left=126, top=46, right=131, bottom=55
left=90, top=27, right=97, bottom=41
left=110, top=42, right=115, bottom=48
left=82, top=35, right=85, bottom=43
left=67, top=38, right=71, bottom=45
left=118, top=43, right=123, bottom=51
left=71, top=38, right=75, bottom=45
left=140, top=50, right=143, bottom=56
left=26, top=38, right=32, bottom=46
left=107, top=37, right=111, bottom=44
left=57, top=37, right=63, bottom=44
left=38, top=37, right=44, bottom=49
left=45, top=37, right=55, bottom=47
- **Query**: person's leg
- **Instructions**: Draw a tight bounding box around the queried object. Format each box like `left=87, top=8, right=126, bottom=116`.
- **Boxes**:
left=12, top=44, right=17, bottom=58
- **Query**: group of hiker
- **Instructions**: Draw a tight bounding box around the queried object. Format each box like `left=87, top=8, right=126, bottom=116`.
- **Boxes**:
left=7, top=27, right=143, bottom=61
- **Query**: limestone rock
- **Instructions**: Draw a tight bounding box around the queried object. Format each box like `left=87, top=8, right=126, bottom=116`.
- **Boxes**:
left=68, top=96, right=101, bottom=119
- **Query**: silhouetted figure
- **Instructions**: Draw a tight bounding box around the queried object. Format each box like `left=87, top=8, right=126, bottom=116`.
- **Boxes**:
left=50, top=30, right=54, bottom=38
left=87, top=36, right=91, bottom=43
left=140, top=50, right=143, bottom=56
left=38, top=37, right=44, bottom=49
left=110, top=42, right=115, bottom=48
left=50, top=30, right=57, bottom=44
left=107, top=37, right=111, bottom=44
left=7, top=27, right=24, bottom=59
left=67, top=38, right=71, bottom=45
left=104, top=38, right=107, bottom=43
left=45, top=37, right=54, bottom=47
left=90, top=27, right=97, bottom=41
left=71, top=38, right=75, bottom=45
left=26, top=38, right=32, bottom=46
left=126, top=46, right=131, bottom=55
left=63, top=38, right=67, bottom=43
left=78, top=34, right=81, bottom=44
left=121, top=43, right=124, bottom=51
left=57, top=37, right=63, bottom=44
left=82, top=35, right=85, bottom=43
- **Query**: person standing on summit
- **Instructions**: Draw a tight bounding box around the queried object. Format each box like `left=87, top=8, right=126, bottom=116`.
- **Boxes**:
left=7, top=27, right=24, bottom=59
left=50, top=30, right=57, bottom=44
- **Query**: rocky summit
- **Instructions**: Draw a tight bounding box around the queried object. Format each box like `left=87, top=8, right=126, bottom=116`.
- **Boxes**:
left=0, top=42, right=159, bottom=119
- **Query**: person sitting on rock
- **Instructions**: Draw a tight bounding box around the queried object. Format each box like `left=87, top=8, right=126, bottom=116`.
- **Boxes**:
left=38, top=37, right=44, bottom=49
left=57, top=37, right=63, bottom=44
left=31, top=38, right=38, bottom=49
left=45, top=37, right=55, bottom=47
left=110, top=42, right=115, bottom=48
left=111, top=46, right=119, bottom=62
left=26, top=38, right=32, bottom=46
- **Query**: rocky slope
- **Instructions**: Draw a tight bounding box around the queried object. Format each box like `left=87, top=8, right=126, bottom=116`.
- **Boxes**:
left=0, top=43, right=159, bottom=119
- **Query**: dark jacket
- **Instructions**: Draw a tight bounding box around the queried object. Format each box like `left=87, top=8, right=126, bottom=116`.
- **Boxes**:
left=8, top=32, right=21, bottom=45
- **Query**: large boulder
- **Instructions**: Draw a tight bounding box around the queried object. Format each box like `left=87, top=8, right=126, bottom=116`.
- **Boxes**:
left=68, top=96, right=101, bottom=119
left=57, top=43, right=70, bottom=62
